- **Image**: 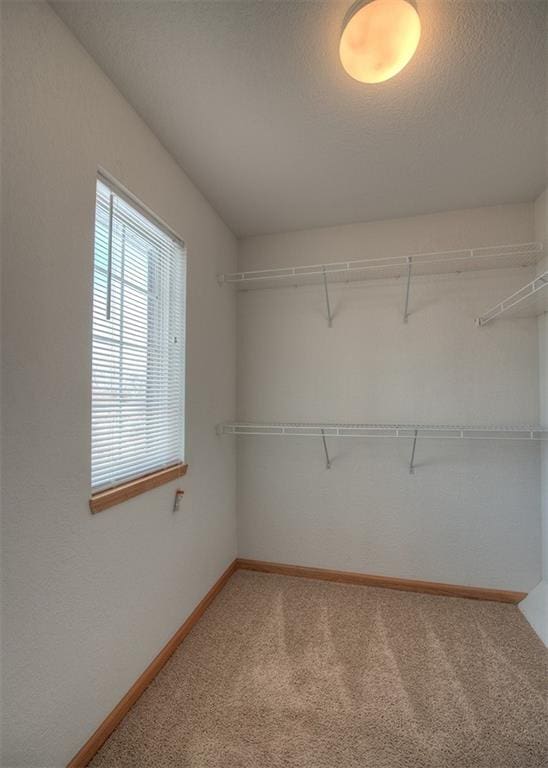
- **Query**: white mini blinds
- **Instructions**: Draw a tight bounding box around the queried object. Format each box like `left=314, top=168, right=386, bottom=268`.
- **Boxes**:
left=91, top=177, right=186, bottom=493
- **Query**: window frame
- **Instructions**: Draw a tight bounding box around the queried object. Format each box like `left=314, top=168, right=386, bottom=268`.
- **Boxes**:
left=89, top=172, right=188, bottom=512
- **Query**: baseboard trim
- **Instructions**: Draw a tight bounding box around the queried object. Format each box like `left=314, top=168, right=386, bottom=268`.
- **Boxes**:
left=66, top=558, right=238, bottom=768
left=236, top=559, right=527, bottom=604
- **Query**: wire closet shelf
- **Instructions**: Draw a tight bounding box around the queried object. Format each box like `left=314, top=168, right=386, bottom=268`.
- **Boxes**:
left=218, top=422, right=548, bottom=473
left=476, top=270, right=548, bottom=326
left=218, top=422, right=548, bottom=441
left=218, top=242, right=543, bottom=289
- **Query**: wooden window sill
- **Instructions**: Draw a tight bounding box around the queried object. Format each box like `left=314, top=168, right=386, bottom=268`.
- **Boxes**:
left=90, top=463, right=188, bottom=513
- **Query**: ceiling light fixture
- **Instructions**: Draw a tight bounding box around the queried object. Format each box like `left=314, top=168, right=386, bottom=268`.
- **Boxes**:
left=339, top=0, right=421, bottom=84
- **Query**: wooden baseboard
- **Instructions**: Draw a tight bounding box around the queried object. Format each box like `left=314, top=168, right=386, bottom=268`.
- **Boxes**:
left=236, top=558, right=527, bottom=604
left=66, top=559, right=237, bottom=768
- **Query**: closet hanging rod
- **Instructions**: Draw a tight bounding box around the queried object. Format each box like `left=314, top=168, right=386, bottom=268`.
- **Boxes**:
left=218, top=242, right=542, bottom=288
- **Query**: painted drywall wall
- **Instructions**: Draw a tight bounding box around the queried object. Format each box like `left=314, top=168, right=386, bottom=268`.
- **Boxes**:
left=520, top=189, right=548, bottom=644
left=236, top=204, right=542, bottom=591
left=1, top=3, right=237, bottom=765
left=536, top=191, right=547, bottom=587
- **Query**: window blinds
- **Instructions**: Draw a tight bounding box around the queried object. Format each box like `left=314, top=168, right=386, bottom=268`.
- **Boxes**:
left=91, top=177, right=186, bottom=493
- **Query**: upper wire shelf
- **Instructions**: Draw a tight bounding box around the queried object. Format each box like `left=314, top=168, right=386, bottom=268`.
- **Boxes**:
left=476, top=270, right=548, bottom=326
left=218, top=422, right=548, bottom=441
left=218, top=242, right=543, bottom=290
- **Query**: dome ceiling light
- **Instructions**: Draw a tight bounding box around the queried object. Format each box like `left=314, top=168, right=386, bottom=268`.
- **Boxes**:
left=339, top=0, right=421, bottom=84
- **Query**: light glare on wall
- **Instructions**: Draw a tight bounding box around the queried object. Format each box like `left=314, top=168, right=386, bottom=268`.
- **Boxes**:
left=339, top=0, right=421, bottom=84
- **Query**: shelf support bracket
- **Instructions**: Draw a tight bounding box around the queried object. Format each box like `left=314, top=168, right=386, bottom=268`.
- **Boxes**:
left=409, top=430, right=418, bottom=474
left=321, top=429, right=331, bottom=469
left=322, top=269, right=333, bottom=328
left=403, top=257, right=412, bottom=323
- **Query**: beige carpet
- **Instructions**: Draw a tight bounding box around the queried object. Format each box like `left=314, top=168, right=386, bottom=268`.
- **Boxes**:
left=91, top=571, right=547, bottom=768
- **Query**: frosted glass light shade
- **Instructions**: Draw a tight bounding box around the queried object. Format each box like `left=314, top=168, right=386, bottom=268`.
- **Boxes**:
left=339, top=0, right=421, bottom=84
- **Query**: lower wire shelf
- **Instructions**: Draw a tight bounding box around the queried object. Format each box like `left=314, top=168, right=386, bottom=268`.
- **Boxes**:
left=217, top=422, right=547, bottom=473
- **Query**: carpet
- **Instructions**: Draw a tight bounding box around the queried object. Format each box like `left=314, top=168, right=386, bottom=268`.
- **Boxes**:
left=90, top=570, right=547, bottom=767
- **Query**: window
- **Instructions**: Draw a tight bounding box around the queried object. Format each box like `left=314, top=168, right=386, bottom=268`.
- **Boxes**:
left=91, top=177, right=186, bottom=507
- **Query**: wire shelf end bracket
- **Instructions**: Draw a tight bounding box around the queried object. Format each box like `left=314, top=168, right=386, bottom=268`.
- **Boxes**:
left=475, top=270, right=548, bottom=326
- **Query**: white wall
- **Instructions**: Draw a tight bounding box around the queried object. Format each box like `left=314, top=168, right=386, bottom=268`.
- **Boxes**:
left=520, top=189, right=548, bottom=644
left=535, top=192, right=548, bottom=584
left=1, top=3, right=237, bottom=766
left=236, top=204, right=542, bottom=591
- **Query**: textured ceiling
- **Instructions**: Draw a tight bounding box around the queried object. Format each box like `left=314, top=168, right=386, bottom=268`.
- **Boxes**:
left=52, top=0, right=547, bottom=237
